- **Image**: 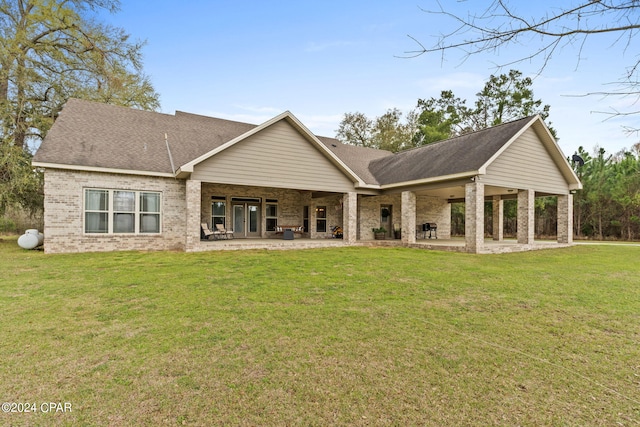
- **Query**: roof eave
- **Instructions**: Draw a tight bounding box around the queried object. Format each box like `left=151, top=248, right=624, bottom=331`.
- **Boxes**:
left=32, top=161, right=177, bottom=178
left=379, top=170, right=479, bottom=190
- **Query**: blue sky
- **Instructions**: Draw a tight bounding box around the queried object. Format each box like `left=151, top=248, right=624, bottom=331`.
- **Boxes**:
left=98, top=1, right=639, bottom=156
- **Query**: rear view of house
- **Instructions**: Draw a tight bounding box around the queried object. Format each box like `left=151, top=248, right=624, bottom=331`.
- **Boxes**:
left=32, top=99, right=581, bottom=254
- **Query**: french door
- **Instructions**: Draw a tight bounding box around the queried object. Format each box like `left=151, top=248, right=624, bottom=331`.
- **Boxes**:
left=233, top=199, right=260, bottom=238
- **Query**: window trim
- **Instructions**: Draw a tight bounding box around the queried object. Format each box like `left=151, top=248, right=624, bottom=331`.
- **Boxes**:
left=316, top=205, right=327, bottom=233
left=266, top=200, right=278, bottom=232
left=83, top=188, right=162, bottom=235
left=211, top=196, right=226, bottom=228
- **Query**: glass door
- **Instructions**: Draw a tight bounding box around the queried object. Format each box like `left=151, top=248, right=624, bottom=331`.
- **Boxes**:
left=232, top=200, right=261, bottom=238
left=233, top=204, right=245, bottom=235
left=247, top=204, right=260, bottom=237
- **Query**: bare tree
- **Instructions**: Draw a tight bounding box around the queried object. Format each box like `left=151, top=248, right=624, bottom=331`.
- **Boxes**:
left=407, top=0, right=640, bottom=130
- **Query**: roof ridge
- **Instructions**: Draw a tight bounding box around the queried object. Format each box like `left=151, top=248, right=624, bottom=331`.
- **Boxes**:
left=174, top=110, right=259, bottom=127
left=65, top=97, right=175, bottom=118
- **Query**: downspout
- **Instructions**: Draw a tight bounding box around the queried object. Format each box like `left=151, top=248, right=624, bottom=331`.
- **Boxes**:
left=165, top=132, right=176, bottom=176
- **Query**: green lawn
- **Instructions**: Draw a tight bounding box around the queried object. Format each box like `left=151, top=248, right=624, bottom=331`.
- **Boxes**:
left=0, top=237, right=638, bottom=426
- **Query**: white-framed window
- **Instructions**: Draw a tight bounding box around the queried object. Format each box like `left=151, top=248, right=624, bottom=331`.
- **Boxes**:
left=84, top=188, right=162, bottom=234
left=266, top=199, right=278, bottom=232
left=316, top=206, right=327, bottom=232
left=211, top=196, right=226, bottom=228
left=140, top=192, right=161, bottom=233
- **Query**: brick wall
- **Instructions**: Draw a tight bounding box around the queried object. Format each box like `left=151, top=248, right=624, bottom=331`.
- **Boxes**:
left=358, top=194, right=450, bottom=240
left=43, top=169, right=186, bottom=253
left=42, top=171, right=454, bottom=253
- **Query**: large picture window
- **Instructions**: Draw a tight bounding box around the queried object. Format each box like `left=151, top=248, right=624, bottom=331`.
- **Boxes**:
left=84, top=188, right=162, bottom=234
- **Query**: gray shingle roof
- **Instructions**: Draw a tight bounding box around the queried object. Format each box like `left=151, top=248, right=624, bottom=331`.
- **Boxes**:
left=369, top=116, right=536, bottom=185
left=33, top=99, right=256, bottom=174
left=316, top=136, right=392, bottom=185
left=34, top=99, right=539, bottom=188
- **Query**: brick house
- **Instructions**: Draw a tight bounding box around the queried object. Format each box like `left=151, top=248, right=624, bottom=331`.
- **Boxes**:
left=32, top=99, right=581, bottom=254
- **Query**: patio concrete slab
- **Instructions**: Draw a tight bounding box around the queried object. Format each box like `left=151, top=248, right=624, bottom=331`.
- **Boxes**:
left=190, top=237, right=571, bottom=254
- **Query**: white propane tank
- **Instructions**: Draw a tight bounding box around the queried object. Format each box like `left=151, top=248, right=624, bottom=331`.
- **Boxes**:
left=18, top=229, right=44, bottom=249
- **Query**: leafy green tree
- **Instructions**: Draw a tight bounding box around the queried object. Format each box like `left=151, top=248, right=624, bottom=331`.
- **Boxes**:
left=413, top=90, right=470, bottom=145
left=413, top=70, right=553, bottom=145
left=473, top=70, right=553, bottom=135
left=609, top=151, right=640, bottom=239
left=0, top=146, right=41, bottom=215
left=335, top=112, right=373, bottom=148
left=0, top=0, right=159, bottom=215
left=572, top=145, right=640, bottom=241
left=370, top=108, right=417, bottom=152
left=336, top=108, right=417, bottom=152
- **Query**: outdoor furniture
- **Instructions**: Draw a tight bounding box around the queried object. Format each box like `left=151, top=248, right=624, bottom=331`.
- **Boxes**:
left=215, top=223, right=234, bottom=239
left=416, top=223, right=438, bottom=239
left=201, top=223, right=221, bottom=240
left=201, top=223, right=230, bottom=240
left=424, top=222, right=437, bottom=239
left=275, top=225, right=303, bottom=239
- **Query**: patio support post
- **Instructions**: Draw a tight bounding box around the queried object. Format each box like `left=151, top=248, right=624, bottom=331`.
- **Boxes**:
left=557, top=193, right=573, bottom=244
left=342, top=192, right=358, bottom=243
left=401, top=191, right=416, bottom=244
left=492, top=195, right=504, bottom=241
left=465, top=180, right=484, bottom=253
left=517, top=189, right=535, bottom=244
left=185, top=179, right=202, bottom=250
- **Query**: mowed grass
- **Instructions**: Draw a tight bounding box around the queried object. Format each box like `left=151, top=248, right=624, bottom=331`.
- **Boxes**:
left=0, top=238, right=638, bottom=426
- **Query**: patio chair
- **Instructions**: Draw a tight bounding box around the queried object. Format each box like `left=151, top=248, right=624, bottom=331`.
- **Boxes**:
left=201, top=223, right=213, bottom=240
left=215, top=223, right=234, bottom=239
left=201, top=222, right=226, bottom=240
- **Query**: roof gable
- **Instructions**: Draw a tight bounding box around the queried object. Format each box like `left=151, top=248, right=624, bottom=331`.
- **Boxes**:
left=190, top=119, right=359, bottom=192
left=179, top=111, right=366, bottom=187
left=479, top=116, right=581, bottom=190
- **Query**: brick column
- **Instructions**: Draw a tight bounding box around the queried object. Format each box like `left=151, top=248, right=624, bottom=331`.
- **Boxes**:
left=342, top=192, right=358, bottom=243
left=517, top=189, right=535, bottom=244
left=401, top=191, right=416, bottom=244
left=492, top=195, right=504, bottom=241
left=309, top=202, right=317, bottom=239
left=185, top=179, right=202, bottom=250
left=557, top=194, right=573, bottom=244
left=465, top=181, right=484, bottom=253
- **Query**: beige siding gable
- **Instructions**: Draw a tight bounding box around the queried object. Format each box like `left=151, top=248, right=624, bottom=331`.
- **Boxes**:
left=191, top=120, right=356, bottom=192
left=483, top=128, right=570, bottom=194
